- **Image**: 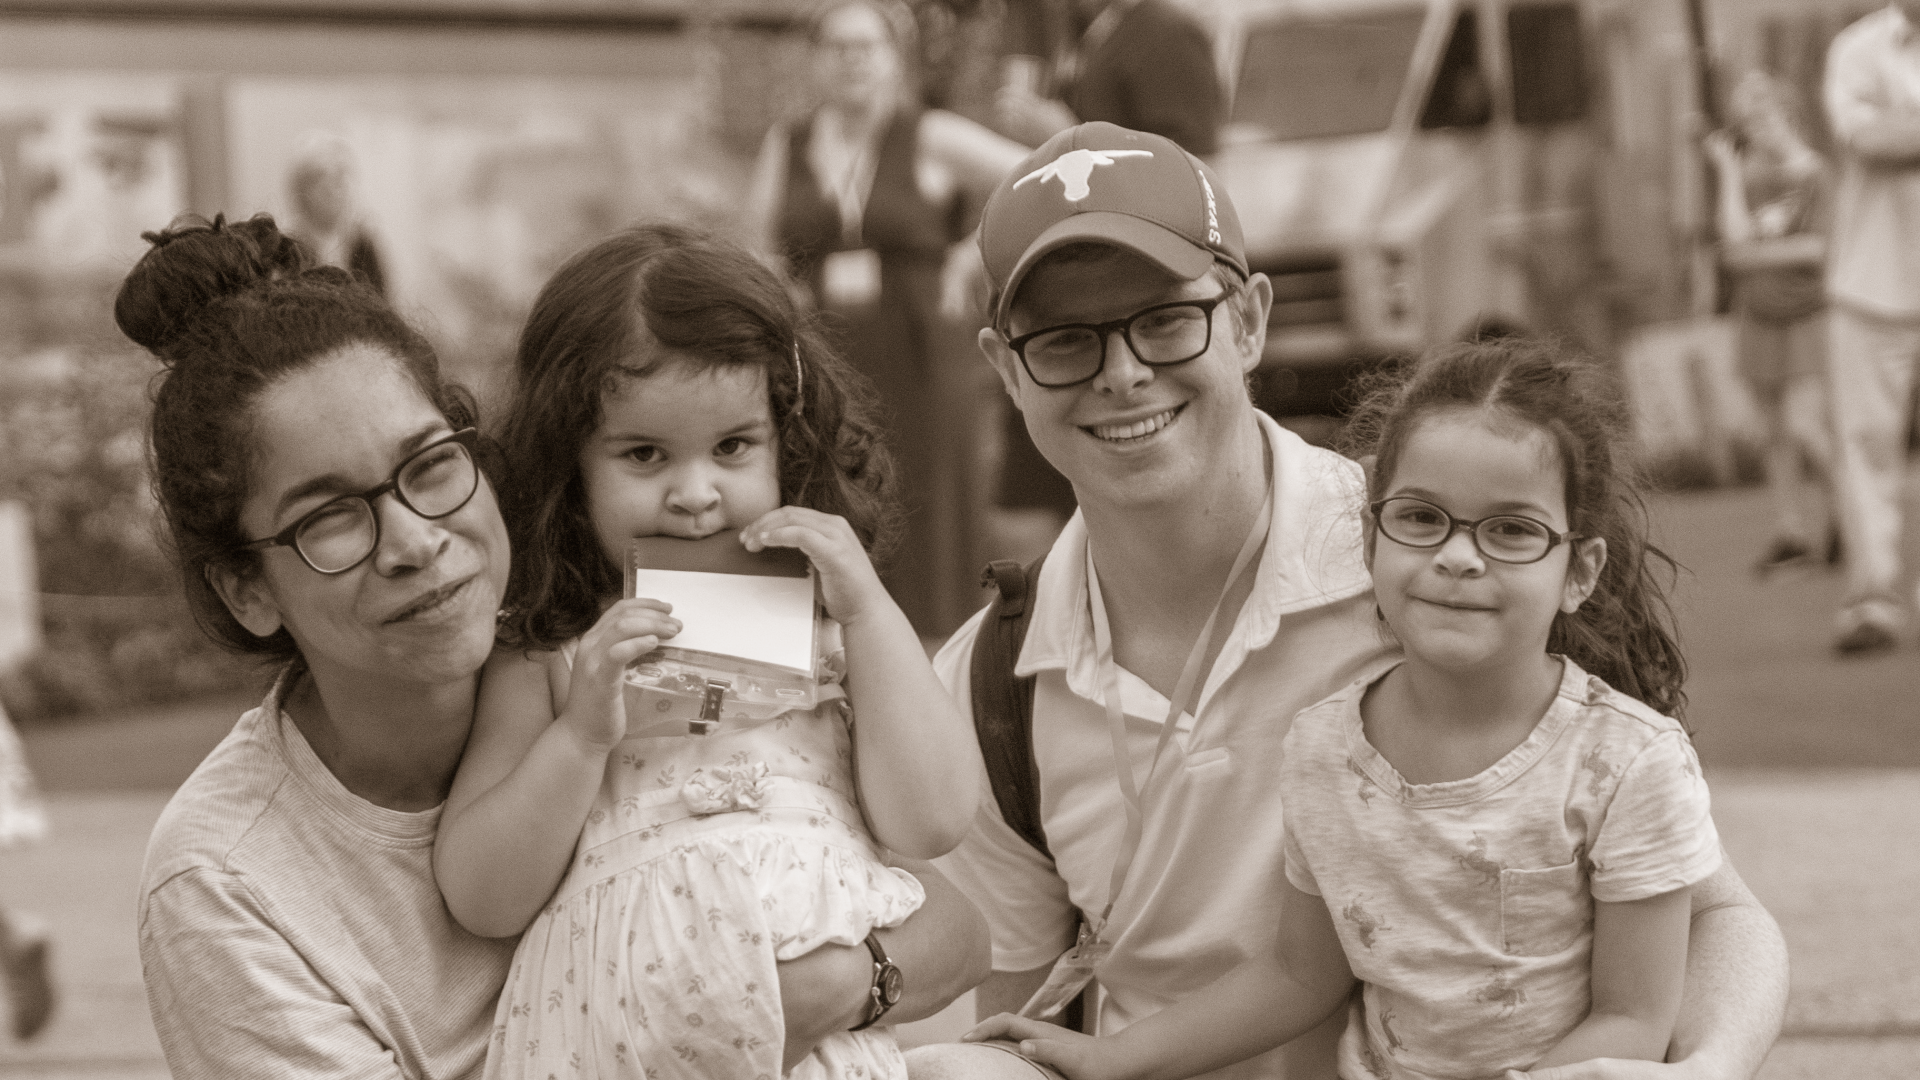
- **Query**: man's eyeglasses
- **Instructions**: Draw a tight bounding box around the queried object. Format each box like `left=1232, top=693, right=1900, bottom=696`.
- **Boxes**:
left=1369, top=497, right=1580, bottom=565
left=242, top=428, right=483, bottom=575
left=1003, top=286, right=1241, bottom=389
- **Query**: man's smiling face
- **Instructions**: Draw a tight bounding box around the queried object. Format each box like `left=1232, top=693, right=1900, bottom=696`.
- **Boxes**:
left=985, top=244, right=1268, bottom=514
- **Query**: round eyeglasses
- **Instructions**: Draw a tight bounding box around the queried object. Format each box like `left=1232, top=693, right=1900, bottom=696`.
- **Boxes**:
left=242, top=428, right=483, bottom=575
left=1003, top=286, right=1241, bottom=389
left=1370, top=496, right=1581, bottom=565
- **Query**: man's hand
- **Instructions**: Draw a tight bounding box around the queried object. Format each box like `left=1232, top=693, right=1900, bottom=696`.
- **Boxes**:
left=1512, top=1055, right=1721, bottom=1080
left=965, top=1013, right=1131, bottom=1080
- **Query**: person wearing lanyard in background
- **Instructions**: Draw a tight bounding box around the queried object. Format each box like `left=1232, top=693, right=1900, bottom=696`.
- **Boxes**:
left=990, top=0, right=1222, bottom=157
left=902, top=122, right=1790, bottom=1079
left=748, top=0, right=1027, bottom=635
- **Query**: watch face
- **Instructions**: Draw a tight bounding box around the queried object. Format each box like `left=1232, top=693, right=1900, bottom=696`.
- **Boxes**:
left=878, top=964, right=904, bottom=1005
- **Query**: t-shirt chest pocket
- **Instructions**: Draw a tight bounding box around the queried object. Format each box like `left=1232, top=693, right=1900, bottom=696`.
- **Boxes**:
left=1499, top=861, right=1591, bottom=957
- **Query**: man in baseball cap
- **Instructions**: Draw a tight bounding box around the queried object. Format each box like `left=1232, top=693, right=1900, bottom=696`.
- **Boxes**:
left=905, top=122, right=1791, bottom=1080
left=913, top=120, right=1371, bottom=1077
left=978, top=121, right=1248, bottom=331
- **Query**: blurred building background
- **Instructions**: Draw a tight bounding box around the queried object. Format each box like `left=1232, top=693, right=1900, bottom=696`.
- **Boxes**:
left=2, top=4, right=1919, bottom=1078
left=0, top=0, right=1896, bottom=722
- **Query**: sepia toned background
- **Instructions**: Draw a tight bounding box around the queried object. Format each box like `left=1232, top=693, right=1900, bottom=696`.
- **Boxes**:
left=0, top=0, right=1916, bottom=1076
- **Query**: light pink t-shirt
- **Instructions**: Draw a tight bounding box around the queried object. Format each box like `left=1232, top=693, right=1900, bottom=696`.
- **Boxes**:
left=1282, top=658, right=1721, bottom=1080
left=138, top=672, right=514, bottom=1079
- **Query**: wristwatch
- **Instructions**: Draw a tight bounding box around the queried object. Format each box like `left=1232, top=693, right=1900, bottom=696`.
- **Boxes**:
left=849, top=931, right=904, bottom=1031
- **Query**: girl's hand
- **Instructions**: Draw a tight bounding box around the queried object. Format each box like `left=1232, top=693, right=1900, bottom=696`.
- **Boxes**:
left=962, top=1014, right=1131, bottom=1080
left=560, top=597, right=680, bottom=752
left=741, top=507, right=894, bottom=628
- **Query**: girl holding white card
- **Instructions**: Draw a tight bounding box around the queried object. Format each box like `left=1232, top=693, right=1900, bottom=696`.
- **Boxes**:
left=433, top=223, right=985, bottom=1080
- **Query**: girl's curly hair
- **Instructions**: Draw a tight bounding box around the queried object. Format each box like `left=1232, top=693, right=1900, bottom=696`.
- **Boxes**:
left=496, top=222, right=899, bottom=650
left=1340, top=336, right=1689, bottom=721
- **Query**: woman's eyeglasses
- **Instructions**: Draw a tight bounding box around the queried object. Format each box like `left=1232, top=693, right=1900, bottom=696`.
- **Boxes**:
left=242, top=428, right=483, bottom=575
left=1370, top=496, right=1580, bottom=565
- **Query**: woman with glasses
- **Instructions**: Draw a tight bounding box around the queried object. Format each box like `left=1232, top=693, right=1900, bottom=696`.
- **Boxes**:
left=115, top=213, right=516, bottom=1079
left=114, top=214, right=983, bottom=1078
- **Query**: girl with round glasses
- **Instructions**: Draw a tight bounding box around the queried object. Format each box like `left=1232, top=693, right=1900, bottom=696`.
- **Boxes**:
left=969, top=339, right=1720, bottom=1080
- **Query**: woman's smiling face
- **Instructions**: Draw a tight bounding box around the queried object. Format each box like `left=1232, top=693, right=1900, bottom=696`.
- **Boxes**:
left=216, top=343, right=510, bottom=690
left=1368, top=408, right=1602, bottom=679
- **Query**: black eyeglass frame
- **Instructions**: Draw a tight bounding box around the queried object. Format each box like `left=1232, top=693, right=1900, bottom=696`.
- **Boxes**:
left=241, top=427, right=484, bottom=575
left=1368, top=496, right=1583, bottom=566
left=1002, top=285, right=1243, bottom=389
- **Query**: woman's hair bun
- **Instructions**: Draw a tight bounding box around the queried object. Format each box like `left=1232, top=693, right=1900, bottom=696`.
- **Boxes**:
left=115, top=212, right=314, bottom=357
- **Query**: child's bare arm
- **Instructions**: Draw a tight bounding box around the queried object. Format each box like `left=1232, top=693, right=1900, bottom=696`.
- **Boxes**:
left=1528, top=887, right=1693, bottom=1073
left=434, top=600, right=677, bottom=938
left=745, top=507, right=984, bottom=858
left=965, top=881, right=1355, bottom=1080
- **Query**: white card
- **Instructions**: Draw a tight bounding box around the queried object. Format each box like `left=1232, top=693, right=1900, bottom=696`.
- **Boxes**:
left=627, top=567, right=816, bottom=675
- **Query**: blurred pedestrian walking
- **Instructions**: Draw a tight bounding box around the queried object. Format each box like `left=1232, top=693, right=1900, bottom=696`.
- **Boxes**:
left=0, top=500, right=54, bottom=1043
left=1703, top=71, right=1838, bottom=576
left=1821, top=0, right=1920, bottom=655
left=748, top=0, right=1027, bottom=633
left=990, top=0, right=1222, bottom=156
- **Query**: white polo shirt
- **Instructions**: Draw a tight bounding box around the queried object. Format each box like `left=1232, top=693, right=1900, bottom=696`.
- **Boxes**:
left=933, top=413, right=1394, bottom=1080
left=1825, top=5, right=1920, bottom=318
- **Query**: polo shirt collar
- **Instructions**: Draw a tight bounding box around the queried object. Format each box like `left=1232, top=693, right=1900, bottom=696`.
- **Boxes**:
left=1015, top=411, right=1372, bottom=698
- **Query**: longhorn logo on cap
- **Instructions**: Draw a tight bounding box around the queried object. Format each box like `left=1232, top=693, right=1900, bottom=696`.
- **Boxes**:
left=1013, top=148, right=1154, bottom=203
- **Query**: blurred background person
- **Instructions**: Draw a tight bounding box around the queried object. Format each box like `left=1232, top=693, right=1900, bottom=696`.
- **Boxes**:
left=748, top=0, right=1026, bottom=634
left=1703, top=70, right=1837, bottom=577
left=285, top=130, right=387, bottom=297
left=1821, top=0, right=1920, bottom=656
left=0, top=500, right=54, bottom=1044
left=991, top=0, right=1222, bottom=156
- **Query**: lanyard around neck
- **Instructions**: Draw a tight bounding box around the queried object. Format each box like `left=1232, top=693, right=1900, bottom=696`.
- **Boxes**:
left=1083, top=488, right=1272, bottom=936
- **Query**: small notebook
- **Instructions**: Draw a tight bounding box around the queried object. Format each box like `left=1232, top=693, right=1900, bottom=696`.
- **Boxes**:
left=624, top=534, right=816, bottom=677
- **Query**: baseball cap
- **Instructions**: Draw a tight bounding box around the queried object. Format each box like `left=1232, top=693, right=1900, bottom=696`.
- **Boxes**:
left=979, top=121, right=1248, bottom=330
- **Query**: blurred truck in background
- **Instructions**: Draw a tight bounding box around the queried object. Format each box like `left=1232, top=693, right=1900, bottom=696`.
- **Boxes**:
left=1210, top=0, right=1708, bottom=417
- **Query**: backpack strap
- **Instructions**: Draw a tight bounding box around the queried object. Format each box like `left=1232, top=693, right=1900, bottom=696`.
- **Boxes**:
left=969, top=552, right=1049, bottom=858
left=968, top=549, right=1095, bottom=1034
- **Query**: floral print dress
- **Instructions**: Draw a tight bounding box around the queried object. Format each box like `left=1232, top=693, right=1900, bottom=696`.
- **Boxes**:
left=484, top=641, right=924, bottom=1080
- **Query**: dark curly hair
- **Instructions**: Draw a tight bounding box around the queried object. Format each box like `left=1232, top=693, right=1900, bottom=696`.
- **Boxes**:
left=115, top=212, right=478, bottom=664
left=496, top=222, right=899, bottom=650
left=1341, top=336, right=1689, bottom=721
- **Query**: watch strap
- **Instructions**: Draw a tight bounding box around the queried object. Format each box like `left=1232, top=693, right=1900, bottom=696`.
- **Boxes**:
left=849, top=931, right=899, bottom=1032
